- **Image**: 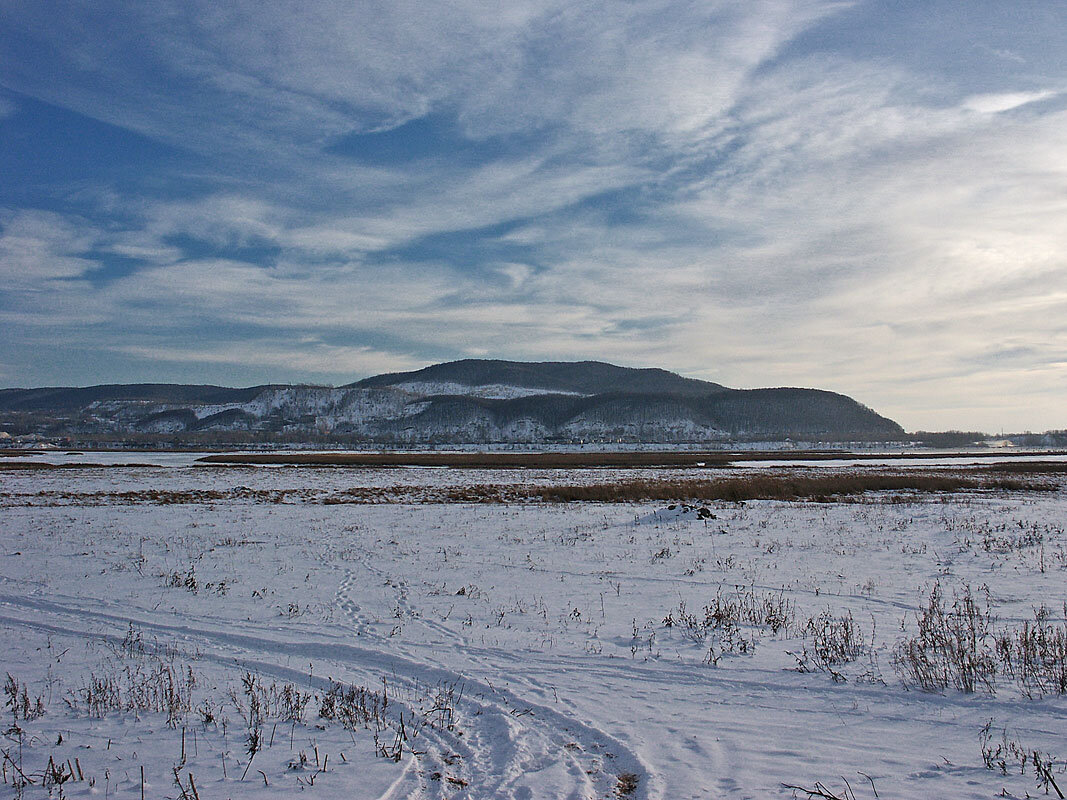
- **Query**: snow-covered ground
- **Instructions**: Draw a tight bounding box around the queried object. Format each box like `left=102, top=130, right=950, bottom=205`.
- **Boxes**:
left=2, top=463, right=1066, bottom=799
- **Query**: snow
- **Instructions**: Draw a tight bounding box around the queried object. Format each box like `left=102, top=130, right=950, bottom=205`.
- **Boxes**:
left=1, top=461, right=1066, bottom=798
left=391, top=382, right=587, bottom=400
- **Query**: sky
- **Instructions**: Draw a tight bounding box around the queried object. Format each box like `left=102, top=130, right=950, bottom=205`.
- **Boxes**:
left=1, top=1, right=1066, bottom=433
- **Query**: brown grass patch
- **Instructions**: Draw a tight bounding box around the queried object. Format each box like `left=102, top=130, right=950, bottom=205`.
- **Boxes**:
left=4, top=467, right=1056, bottom=508
left=8, top=488, right=303, bottom=505
left=0, top=461, right=161, bottom=470
left=615, top=773, right=641, bottom=796
left=319, top=472, right=1055, bottom=505
left=979, top=461, right=1067, bottom=474
left=534, top=473, right=1053, bottom=503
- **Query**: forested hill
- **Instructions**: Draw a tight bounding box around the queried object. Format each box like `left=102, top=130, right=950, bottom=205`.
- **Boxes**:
left=352, top=359, right=726, bottom=397
left=0, top=359, right=904, bottom=444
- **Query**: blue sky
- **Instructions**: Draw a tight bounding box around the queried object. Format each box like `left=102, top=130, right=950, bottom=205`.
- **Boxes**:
left=2, top=1, right=1066, bottom=431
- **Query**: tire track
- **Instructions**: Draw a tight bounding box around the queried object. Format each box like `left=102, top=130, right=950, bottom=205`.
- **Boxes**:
left=0, top=593, right=656, bottom=799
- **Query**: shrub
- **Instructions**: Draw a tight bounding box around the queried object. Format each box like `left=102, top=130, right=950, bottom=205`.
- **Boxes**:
left=980, top=720, right=1065, bottom=798
left=318, top=681, right=387, bottom=731
left=806, top=609, right=866, bottom=665
left=996, top=605, right=1067, bottom=698
left=893, top=582, right=997, bottom=693
left=4, top=674, right=45, bottom=723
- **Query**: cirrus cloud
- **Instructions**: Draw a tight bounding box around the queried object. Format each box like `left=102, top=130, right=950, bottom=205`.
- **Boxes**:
left=1, top=0, right=1066, bottom=431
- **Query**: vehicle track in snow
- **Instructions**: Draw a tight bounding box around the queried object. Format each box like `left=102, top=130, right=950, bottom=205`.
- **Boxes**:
left=0, top=591, right=656, bottom=799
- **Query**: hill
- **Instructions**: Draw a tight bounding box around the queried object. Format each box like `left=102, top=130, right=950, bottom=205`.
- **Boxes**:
left=0, top=360, right=904, bottom=444
left=352, top=359, right=726, bottom=397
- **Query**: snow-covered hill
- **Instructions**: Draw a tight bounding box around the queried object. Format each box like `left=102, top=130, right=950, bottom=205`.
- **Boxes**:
left=0, top=359, right=905, bottom=443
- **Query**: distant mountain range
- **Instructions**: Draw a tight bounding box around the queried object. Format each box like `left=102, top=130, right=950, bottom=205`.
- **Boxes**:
left=0, top=359, right=905, bottom=444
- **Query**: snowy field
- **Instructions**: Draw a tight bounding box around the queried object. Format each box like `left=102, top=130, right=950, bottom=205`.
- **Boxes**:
left=2, top=462, right=1066, bottom=799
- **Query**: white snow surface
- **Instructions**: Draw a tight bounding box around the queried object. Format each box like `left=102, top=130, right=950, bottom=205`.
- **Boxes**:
left=194, top=385, right=420, bottom=425
left=1, top=463, right=1066, bottom=799
left=390, top=381, right=587, bottom=400
left=124, top=382, right=580, bottom=435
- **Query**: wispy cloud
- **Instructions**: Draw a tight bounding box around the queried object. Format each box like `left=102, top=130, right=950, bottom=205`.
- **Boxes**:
left=2, top=1, right=1066, bottom=430
left=116, top=341, right=425, bottom=379
left=0, top=210, right=98, bottom=286
left=963, top=90, right=1057, bottom=114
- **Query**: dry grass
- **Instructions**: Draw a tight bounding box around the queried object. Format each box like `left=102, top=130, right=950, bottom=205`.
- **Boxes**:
left=0, top=461, right=162, bottom=471
left=1, top=462, right=99, bottom=471
left=894, top=588, right=1067, bottom=698
left=320, top=471, right=1054, bottom=505
left=980, top=461, right=1067, bottom=474
left=8, top=470, right=1054, bottom=508
left=615, top=772, right=641, bottom=796
left=534, top=473, right=1052, bottom=503
left=5, top=488, right=303, bottom=506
